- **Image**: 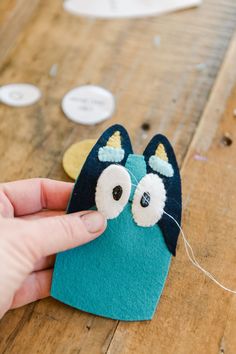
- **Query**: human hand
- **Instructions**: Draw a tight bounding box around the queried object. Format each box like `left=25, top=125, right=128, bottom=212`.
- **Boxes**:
left=0, top=178, right=106, bottom=319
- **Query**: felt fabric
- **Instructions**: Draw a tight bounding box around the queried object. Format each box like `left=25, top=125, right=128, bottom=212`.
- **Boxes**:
left=95, top=165, right=131, bottom=219
left=149, top=155, right=174, bottom=177
left=62, top=139, right=96, bottom=180
left=51, top=124, right=182, bottom=321
left=132, top=173, right=166, bottom=227
left=106, top=131, right=122, bottom=148
left=98, top=146, right=125, bottom=162
left=51, top=204, right=171, bottom=321
left=155, top=143, right=168, bottom=161
left=144, top=134, right=182, bottom=256
left=51, top=154, right=172, bottom=321
left=66, top=125, right=133, bottom=214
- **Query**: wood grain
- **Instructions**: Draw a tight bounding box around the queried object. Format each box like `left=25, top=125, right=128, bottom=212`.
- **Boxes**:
left=0, top=0, right=236, bottom=353
left=0, top=0, right=40, bottom=68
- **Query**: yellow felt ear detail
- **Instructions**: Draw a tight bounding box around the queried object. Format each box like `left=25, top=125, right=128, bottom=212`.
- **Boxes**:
left=106, top=131, right=121, bottom=149
left=155, top=143, right=168, bottom=162
left=63, top=139, right=96, bottom=180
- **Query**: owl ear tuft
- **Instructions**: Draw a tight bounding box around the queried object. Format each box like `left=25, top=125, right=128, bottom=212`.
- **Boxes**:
left=98, top=130, right=125, bottom=163
left=148, top=143, right=174, bottom=177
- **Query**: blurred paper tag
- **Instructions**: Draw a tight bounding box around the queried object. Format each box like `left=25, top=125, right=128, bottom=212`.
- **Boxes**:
left=64, top=0, right=202, bottom=19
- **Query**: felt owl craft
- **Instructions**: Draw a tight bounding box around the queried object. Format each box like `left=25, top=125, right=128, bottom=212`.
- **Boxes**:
left=51, top=125, right=182, bottom=321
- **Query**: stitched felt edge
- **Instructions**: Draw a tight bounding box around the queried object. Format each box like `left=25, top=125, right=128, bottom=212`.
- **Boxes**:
left=132, top=173, right=166, bottom=227
left=98, top=146, right=125, bottom=162
left=67, top=124, right=133, bottom=214
left=148, top=155, right=174, bottom=177
left=95, top=164, right=131, bottom=219
left=143, top=135, right=182, bottom=256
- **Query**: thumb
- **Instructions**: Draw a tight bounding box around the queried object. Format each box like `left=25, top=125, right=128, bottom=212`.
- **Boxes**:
left=20, top=211, right=106, bottom=260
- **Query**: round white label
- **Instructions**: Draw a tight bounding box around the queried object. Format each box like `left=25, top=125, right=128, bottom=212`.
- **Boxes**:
left=0, top=83, right=41, bottom=107
left=61, top=85, right=115, bottom=125
left=63, top=0, right=201, bottom=19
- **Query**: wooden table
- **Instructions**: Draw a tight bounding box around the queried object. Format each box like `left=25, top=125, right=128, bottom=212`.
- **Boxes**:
left=1, top=1, right=236, bottom=353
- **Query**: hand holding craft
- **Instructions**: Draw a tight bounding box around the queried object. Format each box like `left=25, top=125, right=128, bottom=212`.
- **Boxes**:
left=0, top=179, right=106, bottom=319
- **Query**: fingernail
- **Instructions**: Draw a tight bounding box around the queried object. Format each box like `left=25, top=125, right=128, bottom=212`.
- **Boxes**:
left=81, top=211, right=106, bottom=233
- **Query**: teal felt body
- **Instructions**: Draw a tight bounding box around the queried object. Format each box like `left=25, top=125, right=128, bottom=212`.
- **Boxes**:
left=51, top=205, right=171, bottom=321
left=51, top=154, right=172, bottom=321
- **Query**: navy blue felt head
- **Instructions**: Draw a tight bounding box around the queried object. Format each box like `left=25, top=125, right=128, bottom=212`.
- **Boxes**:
left=67, top=124, right=181, bottom=256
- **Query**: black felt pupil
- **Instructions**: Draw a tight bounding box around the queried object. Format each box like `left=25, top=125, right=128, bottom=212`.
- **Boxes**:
left=112, top=185, right=123, bottom=201
left=140, top=192, right=151, bottom=208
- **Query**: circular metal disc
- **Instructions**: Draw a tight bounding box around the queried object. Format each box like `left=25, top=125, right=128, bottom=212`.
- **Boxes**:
left=0, top=83, right=41, bottom=107
left=61, top=85, right=115, bottom=125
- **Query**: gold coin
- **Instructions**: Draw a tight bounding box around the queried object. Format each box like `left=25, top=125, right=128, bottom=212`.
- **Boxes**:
left=63, top=139, right=96, bottom=180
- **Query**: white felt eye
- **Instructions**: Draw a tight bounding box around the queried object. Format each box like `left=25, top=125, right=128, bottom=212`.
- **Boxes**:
left=95, top=165, right=131, bottom=219
left=132, top=174, right=166, bottom=227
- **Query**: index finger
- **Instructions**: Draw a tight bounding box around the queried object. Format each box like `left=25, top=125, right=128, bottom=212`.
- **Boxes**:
left=0, top=178, right=73, bottom=216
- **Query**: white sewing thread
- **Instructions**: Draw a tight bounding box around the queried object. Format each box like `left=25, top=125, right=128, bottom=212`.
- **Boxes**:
left=124, top=164, right=236, bottom=294
left=163, top=210, right=236, bottom=294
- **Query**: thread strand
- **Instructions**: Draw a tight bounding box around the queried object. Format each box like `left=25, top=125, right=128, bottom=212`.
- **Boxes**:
left=163, top=210, right=236, bottom=294
left=121, top=164, right=236, bottom=294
